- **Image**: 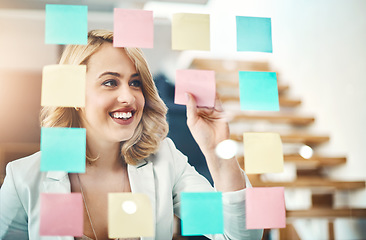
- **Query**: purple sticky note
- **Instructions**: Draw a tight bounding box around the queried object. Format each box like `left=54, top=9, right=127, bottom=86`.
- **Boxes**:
left=114, top=8, right=154, bottom=48
left=40, top=193, right=83, bottom=236
left=246, top=187, right=286, bottom=229
left=174, top=69, right=216, bottom=107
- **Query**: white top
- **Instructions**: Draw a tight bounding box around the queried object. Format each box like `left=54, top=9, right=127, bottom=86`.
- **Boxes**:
left=0, top=138, right=263, bottom=240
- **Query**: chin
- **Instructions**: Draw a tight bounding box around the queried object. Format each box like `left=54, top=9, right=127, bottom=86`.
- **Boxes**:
left=115, top=133, right=136, bottom=143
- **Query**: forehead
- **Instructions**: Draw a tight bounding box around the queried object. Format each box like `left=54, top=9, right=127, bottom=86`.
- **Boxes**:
left=87, top=43, right=137, bottom=74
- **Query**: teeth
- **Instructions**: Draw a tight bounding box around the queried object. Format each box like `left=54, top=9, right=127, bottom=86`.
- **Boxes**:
left=112, top=112, right=133, bottom=119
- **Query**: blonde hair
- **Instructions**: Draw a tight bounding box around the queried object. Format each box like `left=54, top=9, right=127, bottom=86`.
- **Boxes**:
left=40, top=30, right=169, bottom=165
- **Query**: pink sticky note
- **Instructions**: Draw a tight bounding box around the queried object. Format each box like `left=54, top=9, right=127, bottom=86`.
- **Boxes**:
left=246, top=187, right=286, bottom=229
left=175, top=69, right=216, bottom=107
left=40, top=193, right=83, bottom=236
left=114, top=9, right=153, bottom=48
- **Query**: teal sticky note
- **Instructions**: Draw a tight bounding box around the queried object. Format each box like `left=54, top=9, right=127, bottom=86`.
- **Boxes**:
left=236, top=16, right=272, bottom=52
left=180, top=192, right=223, bottom=236
left=45, top=4, right=88, bottom=45
left=41, top=127, right=86, bottom=172
left=239, top=71, right=279, bottom=111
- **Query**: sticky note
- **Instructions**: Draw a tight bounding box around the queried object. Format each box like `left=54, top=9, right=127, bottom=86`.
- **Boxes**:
left=45, top=4, right=88, bottom=45
left=113, top=9, right=154, bottom=48
left=175, top=69, right=216, bottom=107
left=108, top=193, right=154, bottom=238
left=40, top=193, right=83, bottom=236
left=172, top=13, right=210, bottom=51
left=246, top=187, right=286, bottom=229
left=236, top=16, right=272, bottom=52
left=41, top=65, right=86, bottom=107
left=239, top=71, right=279, bottom=111
left=243, top=132, right=284, bottom=174
left=180, top=192, right=223, bottom=236
left=40, top=127, right=86, bottom=173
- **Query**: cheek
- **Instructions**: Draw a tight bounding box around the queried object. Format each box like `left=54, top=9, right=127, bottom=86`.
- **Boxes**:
left=85, top=92, right=112, bottom=119
left=139, top=93, right=145, bottom=109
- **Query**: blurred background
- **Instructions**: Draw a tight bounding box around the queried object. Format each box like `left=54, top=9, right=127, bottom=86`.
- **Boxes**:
left=1, top=0, right=366, bottom=239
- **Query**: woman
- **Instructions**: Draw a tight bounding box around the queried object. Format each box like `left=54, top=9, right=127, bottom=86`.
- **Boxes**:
left=0, top=30, right=263, bottom=240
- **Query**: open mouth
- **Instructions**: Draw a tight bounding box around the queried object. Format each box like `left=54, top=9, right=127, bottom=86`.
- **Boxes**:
left=109, top=111, right=135, bottom=120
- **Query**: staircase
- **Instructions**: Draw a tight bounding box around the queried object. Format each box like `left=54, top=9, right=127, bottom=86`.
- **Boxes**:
left=190, top=58, right=366, bottom=240
left=0, top=62, right=365, bottom=239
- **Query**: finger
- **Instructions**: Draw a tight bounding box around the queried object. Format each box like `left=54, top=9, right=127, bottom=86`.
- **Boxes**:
left=186, top=92, right=198, bottom=122
left=214, top=92, right=224, bottom=112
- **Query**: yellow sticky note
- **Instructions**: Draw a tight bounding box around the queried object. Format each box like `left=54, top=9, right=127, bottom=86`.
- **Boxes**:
left=243, top=132, right=284, bottom=174
left=108, top=193, right=154, bottom=238
left=41, top=65, right=86, bottom=107
left=172, top=13, right=210, bottom=51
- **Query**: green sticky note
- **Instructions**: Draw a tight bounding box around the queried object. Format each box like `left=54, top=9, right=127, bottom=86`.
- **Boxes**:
left=41, top=127, right=86, bottom=172
left=236, top=16, right=272, bottom=52
left=180, top=192, right=223, bottom=236
left=239, top=71, right=279, bottom=111
left=45, top=4, right=88, bottom=45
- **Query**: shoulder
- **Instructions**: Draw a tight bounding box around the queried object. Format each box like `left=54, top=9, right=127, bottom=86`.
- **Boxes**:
left=6, top=151, right=41, bottom=175
left=6, top=152, right=41, bottom=175
left=5, top=151, right=45, bottom=189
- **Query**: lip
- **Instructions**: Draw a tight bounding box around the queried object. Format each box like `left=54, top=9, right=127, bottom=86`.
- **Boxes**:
left=109, top=107, right=136, bottom=125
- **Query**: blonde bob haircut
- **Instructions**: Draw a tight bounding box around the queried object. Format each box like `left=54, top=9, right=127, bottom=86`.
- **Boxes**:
left=40, top=29, right=169, bottom=165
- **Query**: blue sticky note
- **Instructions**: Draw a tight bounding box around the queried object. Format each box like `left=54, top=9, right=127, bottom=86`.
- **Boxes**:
left=239, top=71, right=279, bottom=111
left=180, top=192, right=223, bottom=236
left=45, top=4, right=88, bottom=45
left=41, top=127, right=86, bottom=172
left=236, top=16, right=272, bottom=52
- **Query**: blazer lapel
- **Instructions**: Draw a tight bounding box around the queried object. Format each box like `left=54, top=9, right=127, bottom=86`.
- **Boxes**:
left=43, top=171, right=70, bottom=193
left=128, top=159, right=156, bottom=240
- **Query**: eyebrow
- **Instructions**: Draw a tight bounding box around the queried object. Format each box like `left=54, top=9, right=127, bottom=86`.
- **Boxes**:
left=98, top=72, right=140, bottom=79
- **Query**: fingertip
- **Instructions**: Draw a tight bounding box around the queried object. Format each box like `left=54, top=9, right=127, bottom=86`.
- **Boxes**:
left=185, top=92, right=197, bottom=119
left=185, top=92, right=192, bottom=101
left=185, top=92, right=195, bottom=105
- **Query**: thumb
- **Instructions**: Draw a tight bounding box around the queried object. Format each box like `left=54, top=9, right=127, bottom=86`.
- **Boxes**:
left=186, top=93, right=198, bottom=122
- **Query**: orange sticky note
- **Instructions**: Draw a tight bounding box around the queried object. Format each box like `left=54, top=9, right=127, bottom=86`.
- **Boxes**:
left=246, top=187, right=286, bottom=229
left=40, top=193, right=83, bottom=236
left=108, top=193, right=154, bottom=238
left=41, top=65, right=86, bottom=107
left=243, top=132, right=284, bottom=174
left=174, top=69, right=216, bottom=107
left=113, top=8, right=154, bottom=48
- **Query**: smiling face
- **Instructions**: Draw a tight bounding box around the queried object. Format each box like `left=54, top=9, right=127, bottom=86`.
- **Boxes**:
left=82, top=43, right=145, bottom=145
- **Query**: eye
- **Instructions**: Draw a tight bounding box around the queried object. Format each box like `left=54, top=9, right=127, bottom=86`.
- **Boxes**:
left=102, top=79, right=118, bottom=87
left=130, top=79, right=142, bottom=88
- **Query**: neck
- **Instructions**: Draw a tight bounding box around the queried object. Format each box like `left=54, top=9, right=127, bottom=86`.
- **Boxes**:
left=86, top=135, right=124, bottom=173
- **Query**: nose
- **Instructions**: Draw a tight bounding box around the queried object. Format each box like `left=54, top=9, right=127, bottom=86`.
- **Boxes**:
left=117, top=85, right=135, bottom=105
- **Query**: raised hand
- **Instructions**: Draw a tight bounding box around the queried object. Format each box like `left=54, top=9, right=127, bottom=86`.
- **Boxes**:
left=185, top=93, right=229, bottom=156
left=185, top=92, right=245, bottom=192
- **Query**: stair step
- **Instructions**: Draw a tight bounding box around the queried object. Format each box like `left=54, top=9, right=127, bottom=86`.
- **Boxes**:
left=216, top=81, right=289, bottom=93
left=231, top=133, right=329, bottom=145
left=282, top=154, right=347, bottom=166
left=220, top=95, right=301, bottom=107
left=230, top=114, right=315, bottom=126
left=248, top=175, right=366, bottom=190
left=287, top=208, right=366, bottom=218
left=237, top=155, right=346, bottom=168
left=191, top=58, right=270, bottom=72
